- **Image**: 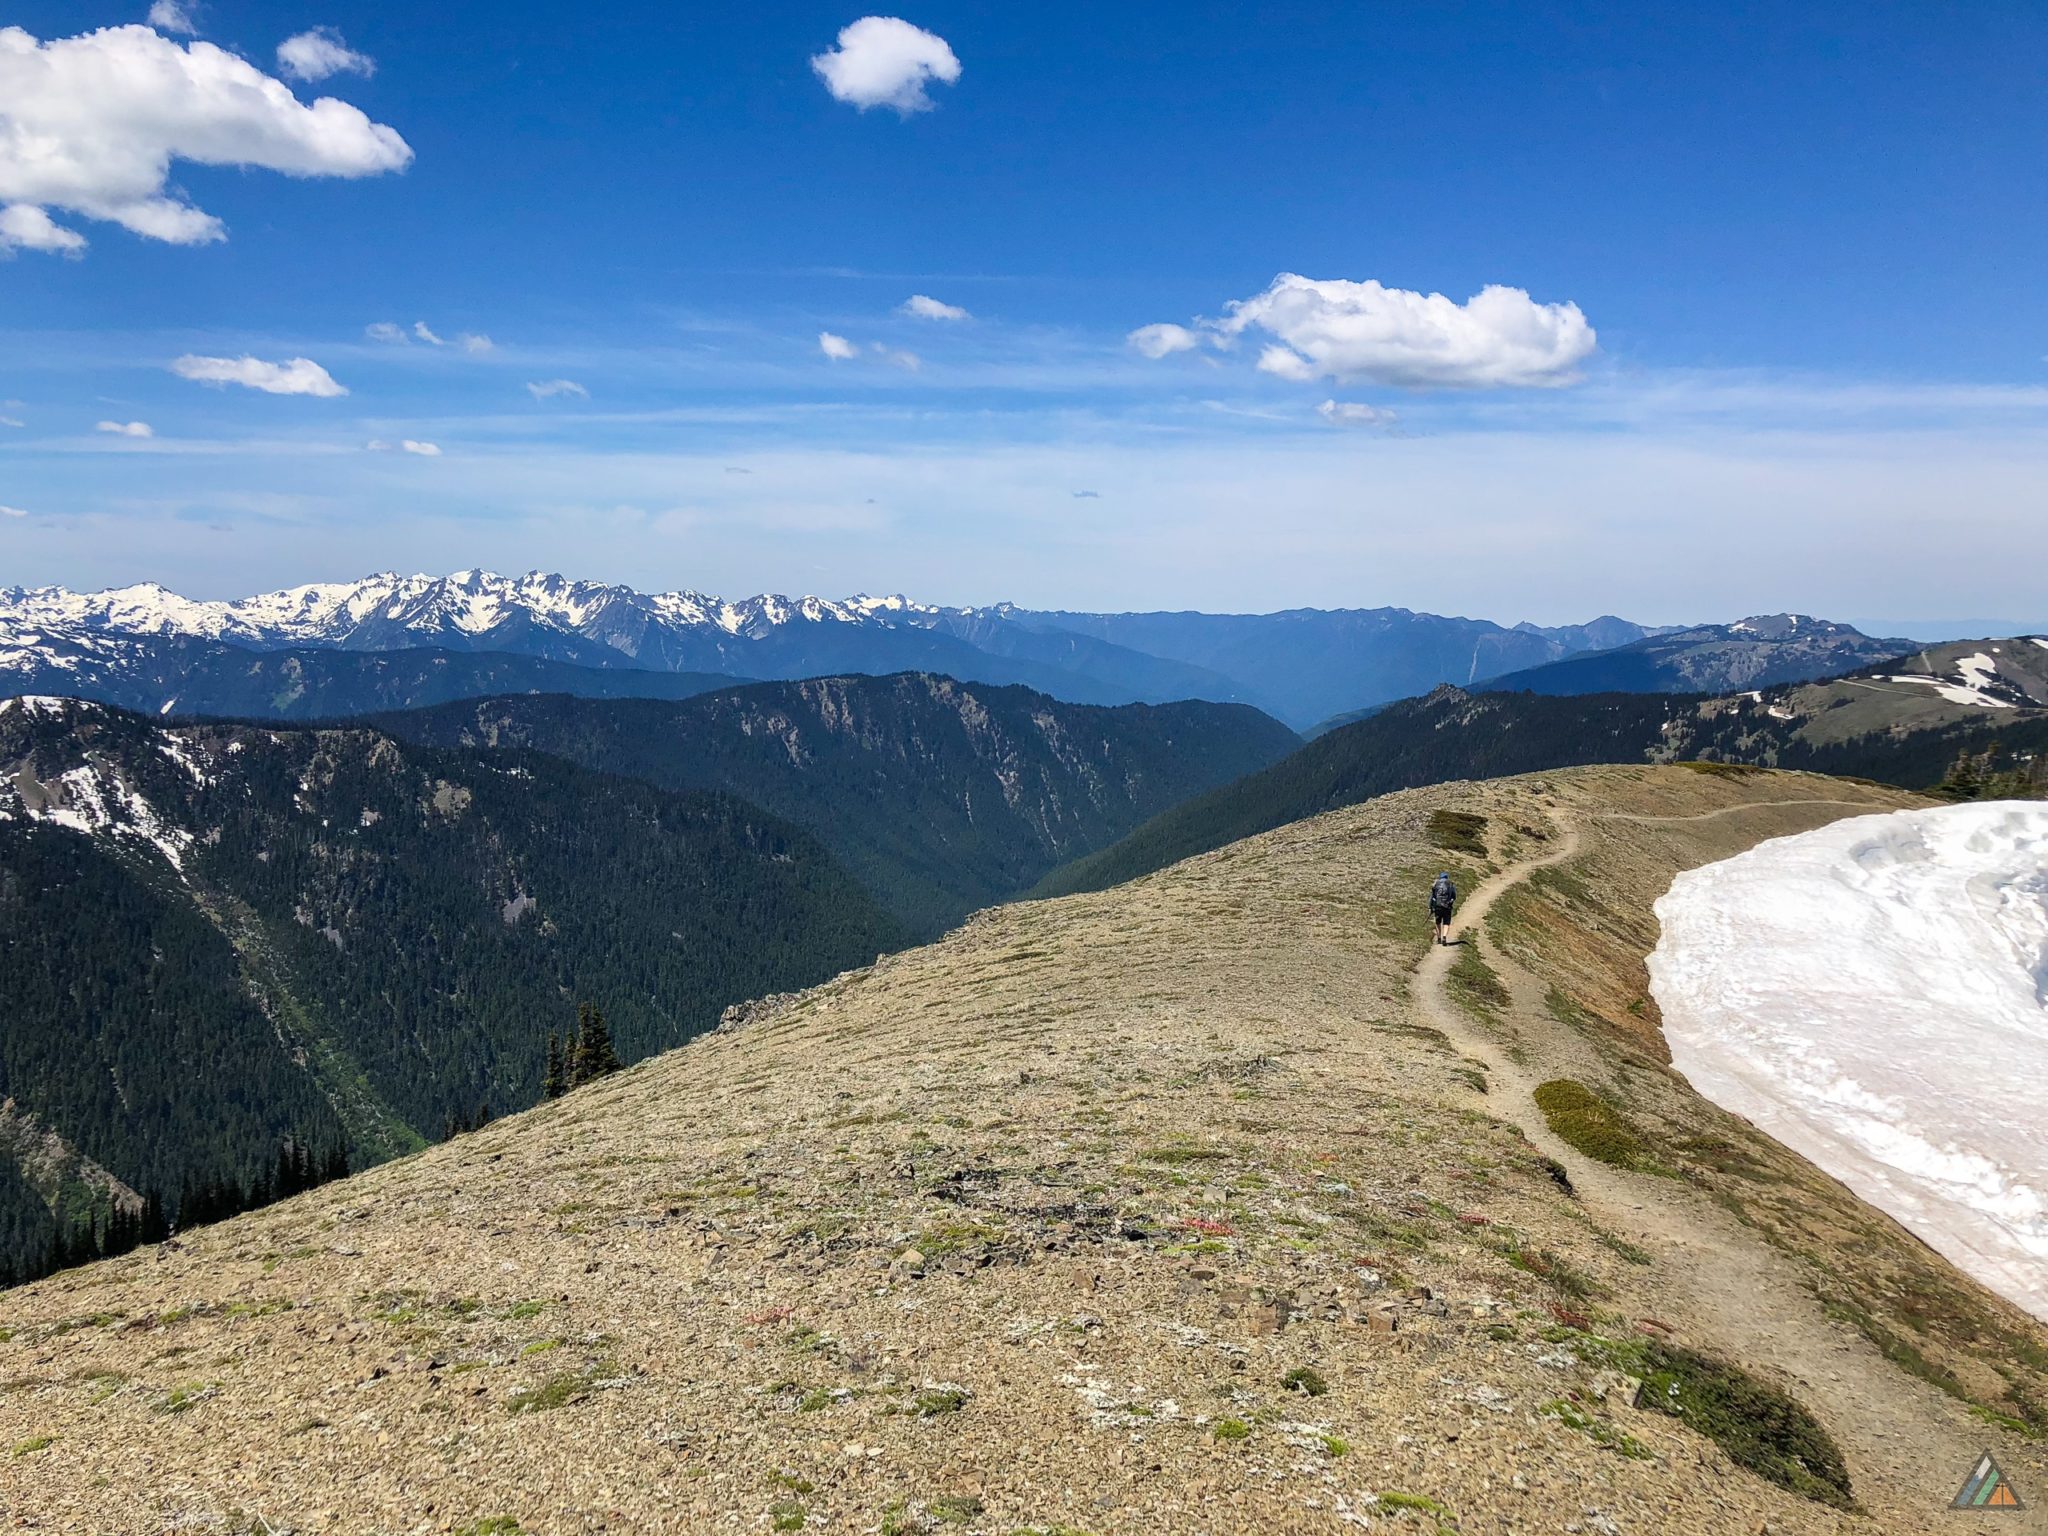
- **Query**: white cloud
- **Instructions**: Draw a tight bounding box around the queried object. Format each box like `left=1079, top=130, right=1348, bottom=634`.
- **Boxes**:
left=171, top=354, right=347, bottom=396
left=1255, top=344, right=1315, bottom=381
left=0, top=504, right=27, bottom=518
left=811, top=16, right=960, bottom=115
left=900, top=293, right=969, bottom=321
left=873, top=343, right=921, bottom=371
left=0, top=24, right=410, bottom=255
left=1317, top=399, right=1397, bottom=429
left=96, top=419, right=154, bottom=437
left=1215, top=274, right=1596, bottom=389
left=369, top=437, right=441, bottom=456
left=0, top=203, right=87, bottom=254
left=457, top=332, right=493, bottom=354
left=276, top=27, right=374, bottom=83
left=818, top=331, right=858, bottom=361
left=146, top=2, right=197, bottom=34
left=1127, top=322, right=1200, bottom=359
left=413, top=320, right=443, bottom=345
left=0, top=416, right=22, bottom=428
left=527, top=378, right=589, bottom=400
left=366, top=320, right=408, bottom=344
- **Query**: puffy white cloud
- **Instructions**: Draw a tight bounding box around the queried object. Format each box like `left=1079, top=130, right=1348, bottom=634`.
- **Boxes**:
left=172, top=354, right=347, bottom=396
left=527, top=378, right=589, bottom=400
left=900, top=293, right=969, bottom=321
left=818, top=331, right=858, bottom=361
left=811, top=16, right=960, bottom=115
left=96, top=419, right=154, bottom=437
left=0, top=504, right=27, bottom=517
left=0, top=203, right=87, bottom=254
left=1317, top=399, right=1398, bottom=429
left=366, top=320, right=408, bottom=343
left=1127, top=322, right=1200, bottom=359
left=1216, top=274, right=1596, bottom=389
left=147, top=2, right=197, bottom=34
left=0, top=24, right=410, bottom=255
left=276, top=27, right=374, bottom=83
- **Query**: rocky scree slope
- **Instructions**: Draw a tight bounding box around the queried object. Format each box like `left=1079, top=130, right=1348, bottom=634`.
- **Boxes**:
left=370, top=673, right=1300, bottom=935
left=0, top=698, right=899, bottom=1277
left=2, top=766, right=2038, bottom=1533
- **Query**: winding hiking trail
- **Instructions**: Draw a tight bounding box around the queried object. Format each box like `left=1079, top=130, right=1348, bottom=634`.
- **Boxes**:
left=1413, top=799, right=2039, bottom=1532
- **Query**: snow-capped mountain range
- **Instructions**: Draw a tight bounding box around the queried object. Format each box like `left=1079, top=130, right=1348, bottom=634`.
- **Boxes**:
left=0, top=570, right=1913, bottom=728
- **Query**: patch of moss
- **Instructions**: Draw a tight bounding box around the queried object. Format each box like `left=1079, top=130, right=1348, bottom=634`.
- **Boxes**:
left=1634, top=1340, right=1852, bottom=1508
left=929, top=1495, right=985, bottom=1524
left=1542, top=1398, right=1655, bottom=1459
left=1677, top=759, right=1767, bottom=778
left=1281, top=1366, right=1328, bottom=1397
left=1533, top=1079, right=1647, bottom=1169
left=12, top=1435, right=54, bottom=1456
left=506, top=1359, right=612, bottom=1415
left=1426, top=809, right=1489, bottom=857
left=1446, top=945, right=1510, bottom=1025
left=1212, top=1417, right=1251, bottom=1442
left=913, top=1385, right=970, bottom=1417
left=452, top=1521, right=523, bottom=1536
left=769, top=1500, right=807, bottom=1531
left=1375, top=1490, right=1445, bottom=1515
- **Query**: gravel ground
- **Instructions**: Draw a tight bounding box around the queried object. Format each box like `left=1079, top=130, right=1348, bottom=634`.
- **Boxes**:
left=1, top=764, right=2038, bottom=1535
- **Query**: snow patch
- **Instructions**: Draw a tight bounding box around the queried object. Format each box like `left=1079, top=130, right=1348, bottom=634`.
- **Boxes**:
left=1649, top=804, right=2048, bottom=1320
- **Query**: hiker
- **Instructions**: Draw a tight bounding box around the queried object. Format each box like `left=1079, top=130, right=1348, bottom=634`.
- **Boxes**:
left=1429, top=871, right=1457, bottom=946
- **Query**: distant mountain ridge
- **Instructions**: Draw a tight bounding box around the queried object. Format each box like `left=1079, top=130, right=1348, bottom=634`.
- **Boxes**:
left=0, top=619, right=740, bottom=719
left=1037, top=635, right=2048, bottom=899
left=1479, top=614, right=1914, bottom=696
left=3, top=572, right=1682, bottom=727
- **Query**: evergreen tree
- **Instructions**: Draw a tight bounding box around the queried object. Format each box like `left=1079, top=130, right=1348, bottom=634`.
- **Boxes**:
left=568, top=1002, right=620, bottom=1087
left=542, top=1031, right=565, bottom=1099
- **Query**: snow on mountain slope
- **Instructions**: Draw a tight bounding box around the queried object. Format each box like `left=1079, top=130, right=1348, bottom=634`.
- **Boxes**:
left=1649, top=804, right=2048, bottom=1320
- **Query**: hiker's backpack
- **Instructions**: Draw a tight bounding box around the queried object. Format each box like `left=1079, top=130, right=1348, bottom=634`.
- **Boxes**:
left=1432, top=874, right=1455, bottom=908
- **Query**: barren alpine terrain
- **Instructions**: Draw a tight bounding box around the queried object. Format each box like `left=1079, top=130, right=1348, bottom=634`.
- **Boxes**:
left=3, top=764, right=2043, bottom=1535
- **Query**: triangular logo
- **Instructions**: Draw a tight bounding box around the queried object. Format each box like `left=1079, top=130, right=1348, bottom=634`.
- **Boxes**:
left=1952, top=1451, right=2026, bottom=1511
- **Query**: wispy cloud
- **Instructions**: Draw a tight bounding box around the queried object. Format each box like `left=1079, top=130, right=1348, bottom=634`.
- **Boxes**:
left=526, top=378, right=589, bottom=400
left=96, top=419, right=154, bottom=437
left=901, top=294, right=970, bottom=322
left=171, top=355, right=347, bottom=396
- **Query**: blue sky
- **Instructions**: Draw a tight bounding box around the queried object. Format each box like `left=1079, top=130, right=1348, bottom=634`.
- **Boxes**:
left=2, top=1, right=2046, bottom=625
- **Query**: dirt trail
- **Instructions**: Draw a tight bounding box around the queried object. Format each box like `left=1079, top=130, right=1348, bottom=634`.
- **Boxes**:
left=1411, top=801, right=2040, bottom=1534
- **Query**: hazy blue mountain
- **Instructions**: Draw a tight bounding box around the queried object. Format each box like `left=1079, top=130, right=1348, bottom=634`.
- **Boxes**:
left=996, top=605, right=1663, bottom=725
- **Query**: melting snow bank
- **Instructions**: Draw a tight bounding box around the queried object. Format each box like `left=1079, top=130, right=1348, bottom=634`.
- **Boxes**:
left=1648, top=803, right=2048, bottom=1321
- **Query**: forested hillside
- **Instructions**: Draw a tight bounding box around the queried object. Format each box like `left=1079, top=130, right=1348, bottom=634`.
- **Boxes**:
left=372, top=674, right=1300, bottom=933
left=0, top=698, right=900, bottom=1281
left=1035, top=672, right=2048, bottom=898
left=1034, top=687, right=1679, bottom=897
